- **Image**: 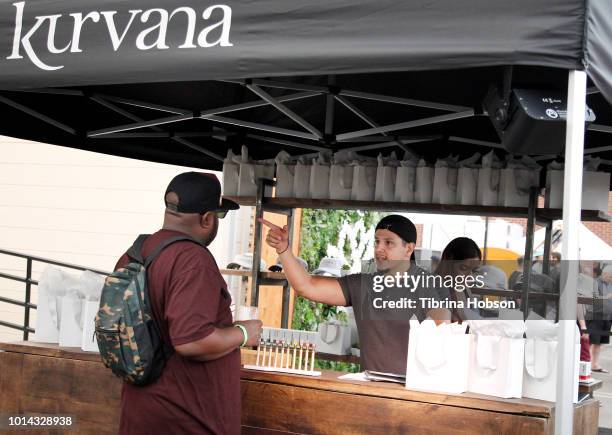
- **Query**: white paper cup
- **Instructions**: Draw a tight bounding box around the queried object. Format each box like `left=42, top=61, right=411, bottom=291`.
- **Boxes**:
left=235, top=306, right=260, bottom=321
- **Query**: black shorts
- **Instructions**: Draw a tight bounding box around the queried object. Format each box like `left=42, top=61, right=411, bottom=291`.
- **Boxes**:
left=587, top=319, right=612, bottom=345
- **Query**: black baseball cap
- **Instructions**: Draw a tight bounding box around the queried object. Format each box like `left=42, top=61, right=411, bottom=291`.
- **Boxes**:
left=375, top=215, right=417, bottom=244
left=165, top=172, right=239, bottom=216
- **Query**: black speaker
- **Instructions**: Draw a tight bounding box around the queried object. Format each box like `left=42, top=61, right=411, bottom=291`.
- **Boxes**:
left=483, top=88, right=595, bottom=155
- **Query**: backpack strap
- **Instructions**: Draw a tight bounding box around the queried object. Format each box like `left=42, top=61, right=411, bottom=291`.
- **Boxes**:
left=126, top=234, right=150, bottom=264
left=144, top=236, right=206, bottom=268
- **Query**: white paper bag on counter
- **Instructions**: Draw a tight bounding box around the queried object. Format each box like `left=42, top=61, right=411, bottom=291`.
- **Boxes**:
left=406, top=319, right=471, bottom=394
left=329, top=150, right=355, bottom=200
left=78, top=270, right=106, bottom=300
left=78, top=270, right=105, bottom=352
left=310, top=152, right=331, bottom=199
left=498, top=156, right=541, bottom=207
left=456, top=154, right=480, bottom=205
left=582, top=171, right=611, bottom=212
left=467, top=319, right=525, bottom=398
left=293, top=158, right=311, bottom=198
left=238, top=164, right=274, bottom=197
left=351, top=163, right=377, bottom=201
left=395, top=156, right=419, bottom=203
left=222, top=149, right=239, bottom=196
left=59, top=292, right=84, bottom=348
left=329, top=165, right=354, bottom=200
left=457, top=168, right=479, bottom=205
left=236, top=146, right=274, bottom=197
left=415, top=160, right=434, bottom=204
left=432, top=156, right=459, bottom=205
left=375, top=152, right=399, bottom=202
left=522, top=313, right=580, bottom=403
left=32, top=267, right=67, bottom=343
left=545, top=158, right=610, bottom=212
left=81, top=299, right=100, bottom=352
left=315, top=320, right=352, bottom=355
left=476, top=151, right=502, bottom=206
left=395, top=166, right=417, bottom=203
left=275, top=151, right=294, bottom=198
left=544, top=164, right=564, bottom=209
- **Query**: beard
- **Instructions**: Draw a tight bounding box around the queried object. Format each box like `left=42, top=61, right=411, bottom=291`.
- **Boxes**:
left=375, top=258, right=391, bottom=273
left=204, top=215, right=219, bottom=246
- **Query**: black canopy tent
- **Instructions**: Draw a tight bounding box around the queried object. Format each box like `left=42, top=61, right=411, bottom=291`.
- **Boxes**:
left=1, top=1, right=611, bottom=433
left=0, top=0, right=610, bottom=169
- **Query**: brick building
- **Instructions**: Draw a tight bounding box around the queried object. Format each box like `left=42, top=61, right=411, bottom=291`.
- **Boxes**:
left=503, top=191, right=612, bottom=249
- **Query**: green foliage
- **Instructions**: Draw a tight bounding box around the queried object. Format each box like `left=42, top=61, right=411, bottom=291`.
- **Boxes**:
left=292, top=208, right=383, bottom=373
left=298, top=209, right=382, bottom=273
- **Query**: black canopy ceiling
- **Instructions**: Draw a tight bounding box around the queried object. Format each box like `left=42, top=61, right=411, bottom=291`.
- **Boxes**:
left=0, top=0, right=610, bottom=172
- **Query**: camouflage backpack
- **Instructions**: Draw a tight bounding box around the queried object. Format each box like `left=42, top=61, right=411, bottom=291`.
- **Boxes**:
left=95, top=234, right=203, bottom=385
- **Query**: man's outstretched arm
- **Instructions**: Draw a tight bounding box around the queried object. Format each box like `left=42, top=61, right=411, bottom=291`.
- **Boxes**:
left=260, top=218, right=347, bottom=306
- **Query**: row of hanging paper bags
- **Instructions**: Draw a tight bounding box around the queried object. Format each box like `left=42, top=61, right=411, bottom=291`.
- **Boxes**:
left=406, top=312, right=580, bottom=401
left=31, top=266, right=106, bottom=352
left=222, top=146, right=610, bottom=210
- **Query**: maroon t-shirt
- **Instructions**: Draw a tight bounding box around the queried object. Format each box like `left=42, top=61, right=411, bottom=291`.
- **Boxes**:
left=115, top=230, right=240, bottom=435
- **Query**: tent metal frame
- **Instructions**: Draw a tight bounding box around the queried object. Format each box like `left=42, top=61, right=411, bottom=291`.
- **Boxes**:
left=2, top=79, right=611, bottom=169
left=0, top=79, right=489, bottom=160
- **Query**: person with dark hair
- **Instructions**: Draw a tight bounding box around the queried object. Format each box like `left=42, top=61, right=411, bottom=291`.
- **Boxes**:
left=435, top=237, right=482, bottom=322
left=261, top=214, right=450, bottom=374
left=508, top=256, right=524, bottom=290
left=436, top=237, right=482, bottom=273
left=550, top=251, right=562, bottom=266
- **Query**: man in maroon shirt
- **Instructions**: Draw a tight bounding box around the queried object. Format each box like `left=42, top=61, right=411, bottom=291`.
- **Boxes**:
left=115, top=172, right=262, bottom=435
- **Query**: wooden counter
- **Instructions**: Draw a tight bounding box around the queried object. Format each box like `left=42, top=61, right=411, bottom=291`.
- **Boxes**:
left=0, top=341, right=599, bottom=435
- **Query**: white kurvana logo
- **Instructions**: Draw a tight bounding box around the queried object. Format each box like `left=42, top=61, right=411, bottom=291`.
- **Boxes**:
left=545, top=108, right=559, bottom=119
left=6, top=1, right=234, bottom=71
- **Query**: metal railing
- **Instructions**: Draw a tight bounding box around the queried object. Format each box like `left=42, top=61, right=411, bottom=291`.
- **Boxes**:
left=0, top=248, right=109, bottom=341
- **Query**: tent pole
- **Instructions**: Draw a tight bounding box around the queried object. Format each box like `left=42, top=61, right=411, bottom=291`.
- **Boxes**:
left=325, top=75, right=336, bottom=139
left=334, top=94, right=414, bottom=154
left=341, top=137, right=439, bottom=153
left=448, top=136, right=504, bottom=150
left=246, top=134, right=328, bottom=152
left=0, top=95, right=77, bottom=135
left=521, top=187, right=538, bottom=319
left=247, top=84, right=323, bottom=138
left=588, top=123, right=612, bottom=134
left=335, top=110, right=474, bottom=141
left=482, top=217, right=489, bottom=264
left=543, top=221, right=553, bottom=276
left=250, top=178, right=266, bottom=307
left=555, top=70, right=586, bottom=435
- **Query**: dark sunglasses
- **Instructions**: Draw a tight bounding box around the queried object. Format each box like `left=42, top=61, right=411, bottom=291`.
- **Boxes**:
left=199, top=209, right=227, bottom=219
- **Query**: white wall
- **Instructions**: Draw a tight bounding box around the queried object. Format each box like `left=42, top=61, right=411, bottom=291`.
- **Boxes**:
left=0, top=136, right=243, bottom=342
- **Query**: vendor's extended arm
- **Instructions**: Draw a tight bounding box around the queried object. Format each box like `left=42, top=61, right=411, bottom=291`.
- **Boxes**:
left=260, top=218, right=347, bottom=306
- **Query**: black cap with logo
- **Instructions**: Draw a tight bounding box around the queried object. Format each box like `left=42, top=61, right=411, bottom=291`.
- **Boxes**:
left=375, top=214, right=417, bottom=244
left=165, top=172, right=239, bottom=214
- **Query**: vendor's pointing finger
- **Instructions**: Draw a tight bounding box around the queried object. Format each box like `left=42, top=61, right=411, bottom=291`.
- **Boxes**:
left=259, top=218, right=283, bottom=231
